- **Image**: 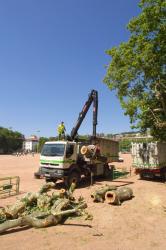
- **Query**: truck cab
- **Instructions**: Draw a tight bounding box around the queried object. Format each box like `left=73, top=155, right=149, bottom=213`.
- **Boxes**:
left=38, top=141, right=83, bottom=185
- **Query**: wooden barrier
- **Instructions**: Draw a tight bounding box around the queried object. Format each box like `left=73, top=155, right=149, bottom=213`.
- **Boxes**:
left=0, top=176, right=20, bottom=198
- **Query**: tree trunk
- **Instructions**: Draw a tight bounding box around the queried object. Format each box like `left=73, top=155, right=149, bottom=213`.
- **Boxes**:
left=38, top=182, right=55, bottom=194
left=51, top=198, right=70, bottom=215
left=24, top=214, right=59, bottom=228
left=0, top=202, right=87, bottom=234
left=105, top=186, right=133, bottom=205
left=0, top=217, right=24, bottom=233
left=5, top=193, right=39, bottom=219
left=91, top=185, right=117, bottom=202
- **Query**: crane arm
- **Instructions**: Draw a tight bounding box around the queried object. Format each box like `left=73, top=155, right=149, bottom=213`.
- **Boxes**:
left=70, top=90, right=98, bottom=140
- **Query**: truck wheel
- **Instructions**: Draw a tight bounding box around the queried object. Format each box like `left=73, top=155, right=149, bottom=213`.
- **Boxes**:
left=164, top=172, right=166, bottom=182
left=65, top=171, right=81, bottom=188
left=161, top=170, right=166, bottom=182
left=139, top=173, right=146, bottom=180
left=34, top=173, right=40, bottom=179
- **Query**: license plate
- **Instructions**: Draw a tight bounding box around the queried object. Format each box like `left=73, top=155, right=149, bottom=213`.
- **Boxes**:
left=154, top=173, right=160, bottom=177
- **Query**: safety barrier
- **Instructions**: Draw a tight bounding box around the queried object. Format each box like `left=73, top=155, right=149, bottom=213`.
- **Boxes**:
left=0, top=176, right=20, bottom=198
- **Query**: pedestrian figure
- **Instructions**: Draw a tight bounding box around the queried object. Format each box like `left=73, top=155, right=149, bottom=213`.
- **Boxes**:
left=57, top=121, right=66, bottom=140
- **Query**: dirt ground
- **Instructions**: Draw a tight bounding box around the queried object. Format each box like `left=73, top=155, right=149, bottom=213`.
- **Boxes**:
left=0, top=154, right=166, bottom=250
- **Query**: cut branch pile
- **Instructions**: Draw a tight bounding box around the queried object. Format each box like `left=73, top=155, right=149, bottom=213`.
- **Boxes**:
left=91, top=185, right=133, bottom=205
left=0, top=182, right=88, bottom=234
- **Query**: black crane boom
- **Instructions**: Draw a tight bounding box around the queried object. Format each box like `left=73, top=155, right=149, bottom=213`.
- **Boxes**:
left=70, top=89, right=98, bottom=140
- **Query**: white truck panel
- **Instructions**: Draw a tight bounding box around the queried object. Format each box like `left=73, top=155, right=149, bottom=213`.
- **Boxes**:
left=132, top=142, right=166, bottom=169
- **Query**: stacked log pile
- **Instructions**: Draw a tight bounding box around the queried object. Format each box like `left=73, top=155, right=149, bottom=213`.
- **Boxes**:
left=91, top=185, right=133, bottom=205
left=81, top=145, right=107, bottom=162
left=0, top=182, right=88, bottom=234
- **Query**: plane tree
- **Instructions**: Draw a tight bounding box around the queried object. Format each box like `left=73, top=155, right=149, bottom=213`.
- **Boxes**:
left=104, top=0, right=166, bottom=140
left=0, top=127, right=24, bottom=153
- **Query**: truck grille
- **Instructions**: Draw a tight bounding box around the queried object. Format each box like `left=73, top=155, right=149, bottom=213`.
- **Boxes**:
left=41, top=167, right=57, bottom=174
left=41, top=163, right=59, bottom=166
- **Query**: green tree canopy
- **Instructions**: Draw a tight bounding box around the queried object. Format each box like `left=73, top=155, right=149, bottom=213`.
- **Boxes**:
left=38, top=137, right=49, bottom=152
left=104, top=0, right=166, bottom=140
left=119, top=139, right=132, bottom=153
left=0, top=127, right=24, bottom=153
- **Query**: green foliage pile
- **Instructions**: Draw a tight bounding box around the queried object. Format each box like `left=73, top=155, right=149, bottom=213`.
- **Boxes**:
left=104, top=0, right=166, bottom=141
left=0, top=127, right=24, bottom=154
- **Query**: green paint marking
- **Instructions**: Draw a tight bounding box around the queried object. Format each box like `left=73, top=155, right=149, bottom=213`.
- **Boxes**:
left=40, top=159, right=76, bottom=164
left=132, top=162, right=166, bottom=168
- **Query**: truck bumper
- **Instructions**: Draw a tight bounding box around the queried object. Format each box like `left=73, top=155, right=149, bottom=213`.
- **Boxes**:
left=135, top=168, right=161, bottom=178
left=40, top=167, right=68, bottom=179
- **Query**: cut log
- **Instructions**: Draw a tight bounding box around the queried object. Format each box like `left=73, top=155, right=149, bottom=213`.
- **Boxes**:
left=81, top=145, right=101, bottom=158
left=0, top=202, right=88, bottom=233
left=51, top=198, right=70, bottom=215
left=37, top=194, right=52, bottom=210
left=0, top=207, right=6, bottom=222
left=0, top=214, right=60, bottom=233
left=91, top=185, right=117, bottom=202
left=38, top=182, right=55, bottom=194
left=24, top=214, right=59, bottom=228
left=0, top=217, right=24, bottom=233
left=51, top=202, right=87, bottom=217
left=68, top=182, right=76, bottom=195
left=4, top=183, right=56, bottom=219
left=81, top=145, right=96, bottom=158
left=105, top=186, right=133, bottom=205
left=50, top=189, right=66, bottom=202
left=4, top=192, right=39, bottom=219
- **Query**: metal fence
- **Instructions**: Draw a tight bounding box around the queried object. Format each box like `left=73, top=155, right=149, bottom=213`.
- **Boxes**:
left=0, top=176, right=20, bottom=198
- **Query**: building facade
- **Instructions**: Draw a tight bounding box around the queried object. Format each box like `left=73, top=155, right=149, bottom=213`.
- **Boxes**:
left=23, top=135, right=39, bottom=152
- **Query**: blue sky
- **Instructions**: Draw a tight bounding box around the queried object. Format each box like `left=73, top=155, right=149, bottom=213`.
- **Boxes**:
left=0, top=0, right=140, bottom=137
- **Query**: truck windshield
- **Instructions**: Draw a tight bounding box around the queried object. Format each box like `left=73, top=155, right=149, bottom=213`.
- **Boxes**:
left=41, top=144, right=65, bottom=157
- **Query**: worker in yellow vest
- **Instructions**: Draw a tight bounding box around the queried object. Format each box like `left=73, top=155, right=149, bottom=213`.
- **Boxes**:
left=57, top=121, right=66, bottom=140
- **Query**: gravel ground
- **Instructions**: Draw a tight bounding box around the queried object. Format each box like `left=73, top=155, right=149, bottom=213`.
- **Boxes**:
left=0, top=154, right=166, bottom=250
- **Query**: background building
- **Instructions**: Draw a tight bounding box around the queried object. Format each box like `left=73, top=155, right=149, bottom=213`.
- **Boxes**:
left=23, top=135, right=39, bottom=152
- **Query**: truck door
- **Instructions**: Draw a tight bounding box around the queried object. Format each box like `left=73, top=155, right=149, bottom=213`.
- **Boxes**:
left=64, top=143, right=76, bottom=168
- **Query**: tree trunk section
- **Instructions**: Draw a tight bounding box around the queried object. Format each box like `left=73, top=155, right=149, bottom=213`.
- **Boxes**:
left=91, top=185, right=117, bottom=202
left=105, top=186, right=133, bottom=205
